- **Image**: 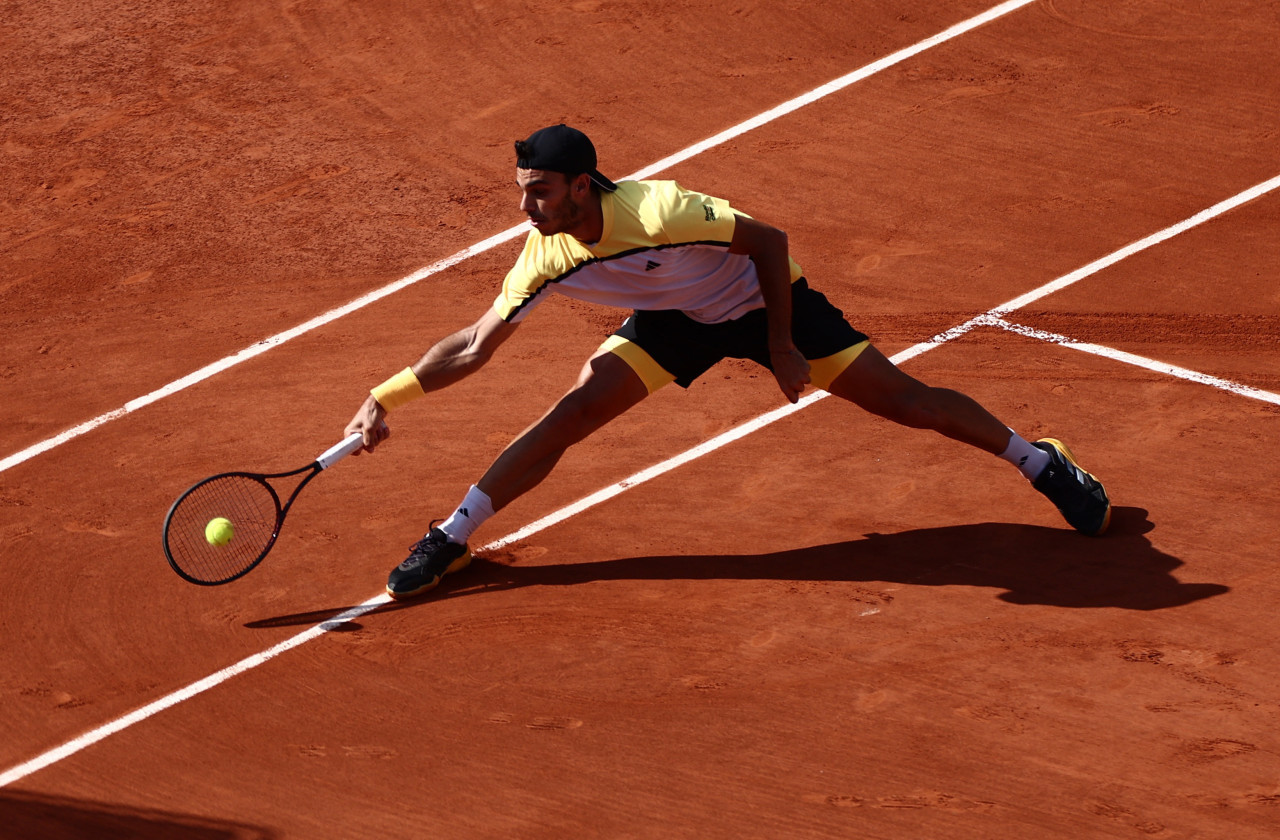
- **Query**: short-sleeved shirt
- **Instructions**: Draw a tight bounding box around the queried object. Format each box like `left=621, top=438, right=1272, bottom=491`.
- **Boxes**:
left=494, top=180, right=803, bottom=325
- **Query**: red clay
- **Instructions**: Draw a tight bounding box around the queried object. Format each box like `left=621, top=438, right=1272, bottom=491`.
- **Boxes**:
left=2, top=2, right=1278, bottom=837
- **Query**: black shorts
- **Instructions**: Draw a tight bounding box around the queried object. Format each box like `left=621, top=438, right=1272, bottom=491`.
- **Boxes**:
left=610, top=278, right=870, bottom=389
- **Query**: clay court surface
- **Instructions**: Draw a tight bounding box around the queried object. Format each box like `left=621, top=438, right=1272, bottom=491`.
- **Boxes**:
left=3, top=1, right=1279, bottom=837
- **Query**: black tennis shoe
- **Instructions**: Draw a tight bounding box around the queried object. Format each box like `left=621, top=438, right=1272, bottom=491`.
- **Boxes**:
left=386, top=526, right=471, bottom=599
left=1032, top=438, right=1111, bottom=536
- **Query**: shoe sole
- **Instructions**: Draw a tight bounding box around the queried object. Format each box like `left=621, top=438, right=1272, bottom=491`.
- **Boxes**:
left=1037, top=438, right=1111, bottom=536
left=385, top=549, right=472, bottom=600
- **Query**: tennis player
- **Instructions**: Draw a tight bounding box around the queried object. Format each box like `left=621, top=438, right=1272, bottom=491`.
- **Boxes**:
left=345, top=124, right=1111, bottom=599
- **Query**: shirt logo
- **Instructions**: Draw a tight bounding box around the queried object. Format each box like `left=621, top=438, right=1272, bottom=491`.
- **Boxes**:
left=645, top=260, right=661, bottom=271
left=704, top=205, right=717, bottom=221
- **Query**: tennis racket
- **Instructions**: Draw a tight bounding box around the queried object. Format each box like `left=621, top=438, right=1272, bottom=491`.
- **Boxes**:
left=163, top=433, right=366, bottom=585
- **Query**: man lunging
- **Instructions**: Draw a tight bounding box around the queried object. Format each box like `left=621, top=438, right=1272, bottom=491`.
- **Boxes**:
left=345, top=124, right=1110, bottom=599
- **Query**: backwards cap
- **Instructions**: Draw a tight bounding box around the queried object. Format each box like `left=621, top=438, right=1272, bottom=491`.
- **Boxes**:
left=516, top=124, right=618, bottom=193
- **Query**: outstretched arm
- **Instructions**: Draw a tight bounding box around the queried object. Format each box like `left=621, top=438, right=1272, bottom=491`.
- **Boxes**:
left=346, top=306, right=517, bottom=452
left=729, top=214, right=810, bottom=403
left=408, top=305, right=516, bottom=391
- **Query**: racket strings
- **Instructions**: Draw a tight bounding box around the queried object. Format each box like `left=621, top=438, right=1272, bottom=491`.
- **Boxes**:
left=166, top=475, right=280, bottom=583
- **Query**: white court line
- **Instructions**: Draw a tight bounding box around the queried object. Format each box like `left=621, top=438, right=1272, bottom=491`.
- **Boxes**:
left=989, top=174, right=1280, bottom=317
left=991, top=318, right=1280, bottom=406
left=889, top=173, right=1280, bottom=366
left=0, top=0, right=1038, bottom=477
left=3, top=1, right=1277, bottom=791
left=0, top=595, right=390, bottom=789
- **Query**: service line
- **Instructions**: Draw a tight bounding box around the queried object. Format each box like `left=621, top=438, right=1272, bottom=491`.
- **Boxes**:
left=991, top=317, right=1280, bottom=407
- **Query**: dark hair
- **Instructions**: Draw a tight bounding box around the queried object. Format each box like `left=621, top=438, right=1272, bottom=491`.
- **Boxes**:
left=514, top=139, right=578, bottom=180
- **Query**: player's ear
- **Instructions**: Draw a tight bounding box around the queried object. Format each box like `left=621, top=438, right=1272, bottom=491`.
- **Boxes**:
left=572, top=173, right=589, bottom=194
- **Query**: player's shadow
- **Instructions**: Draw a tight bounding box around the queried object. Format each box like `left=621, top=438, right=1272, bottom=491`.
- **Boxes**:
left=247, top=507, right=1226, bottom=629
left=466, top=505, right=1223, bottom=610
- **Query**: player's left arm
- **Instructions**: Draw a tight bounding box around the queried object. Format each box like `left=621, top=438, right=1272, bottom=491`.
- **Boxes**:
left=729, top=214, right=810, bottom=403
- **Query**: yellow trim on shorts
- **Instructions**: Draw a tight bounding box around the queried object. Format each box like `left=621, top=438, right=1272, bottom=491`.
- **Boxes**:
left=600, top=335, right=676, bottom=394
left=809, top=340, right=870, bottom=391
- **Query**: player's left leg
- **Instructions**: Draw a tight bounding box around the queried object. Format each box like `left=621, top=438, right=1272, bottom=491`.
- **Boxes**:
left=825, top=343, right=1012, bottom=454
left=824, top=343, right=1110, bottom=535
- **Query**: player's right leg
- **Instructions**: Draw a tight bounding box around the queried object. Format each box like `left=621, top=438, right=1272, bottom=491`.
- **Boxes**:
left=476, top=345, right=653, bottom=510
left=386, top=342, right=655, bottom=599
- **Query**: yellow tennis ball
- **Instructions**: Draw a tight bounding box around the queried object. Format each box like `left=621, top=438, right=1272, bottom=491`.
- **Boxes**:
left=205, top=517, right=235, bottom=546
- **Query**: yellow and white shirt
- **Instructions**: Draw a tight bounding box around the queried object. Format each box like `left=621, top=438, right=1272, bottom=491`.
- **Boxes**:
left=495, top=180, right=803, bottom=325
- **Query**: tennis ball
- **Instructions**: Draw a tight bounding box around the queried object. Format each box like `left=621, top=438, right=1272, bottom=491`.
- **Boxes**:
left=205, top=517, right=235, bottom=546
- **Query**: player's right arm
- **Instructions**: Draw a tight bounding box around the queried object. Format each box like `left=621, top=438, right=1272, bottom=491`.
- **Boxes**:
left=345, top=306, right=517, bottom=452
left=408, top=305, right=516, bottom=391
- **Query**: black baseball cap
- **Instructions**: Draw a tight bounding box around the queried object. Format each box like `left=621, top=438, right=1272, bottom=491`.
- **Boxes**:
left=516, top=124, right=618, bottom=193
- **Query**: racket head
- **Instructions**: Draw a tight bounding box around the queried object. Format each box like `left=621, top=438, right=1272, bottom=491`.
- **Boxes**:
left=163, top=472, right=284, bottom=585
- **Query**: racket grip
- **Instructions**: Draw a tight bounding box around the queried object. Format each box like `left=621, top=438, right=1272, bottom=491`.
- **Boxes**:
left=317, top=432, right=366, bottom=469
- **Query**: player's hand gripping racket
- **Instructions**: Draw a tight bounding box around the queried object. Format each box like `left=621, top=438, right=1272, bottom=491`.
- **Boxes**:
left=163, top=433, right=365, bottom=585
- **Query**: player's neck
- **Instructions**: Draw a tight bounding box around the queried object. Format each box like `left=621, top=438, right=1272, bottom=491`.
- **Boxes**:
left=566, top=193, right=604, bottom=244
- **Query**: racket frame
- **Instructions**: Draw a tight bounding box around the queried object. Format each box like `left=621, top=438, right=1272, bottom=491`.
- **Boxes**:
left=162, top=433, right=364, bottom=586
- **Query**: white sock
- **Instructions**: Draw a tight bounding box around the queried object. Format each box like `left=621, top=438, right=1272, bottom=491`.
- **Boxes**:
left=999, top=431, right=1050, bottom=481
left=438, top=485, right=495, bottom=545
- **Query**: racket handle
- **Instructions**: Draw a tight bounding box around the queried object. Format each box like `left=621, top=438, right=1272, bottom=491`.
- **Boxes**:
left=317, top=432, right=366, bottom=470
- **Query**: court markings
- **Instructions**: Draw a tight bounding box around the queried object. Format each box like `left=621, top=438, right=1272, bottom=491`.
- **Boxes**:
left=990, top=317, right=1280, bottom=407
left=0, top=0, right=1040, bottom=477
left=3, top=171, right=1276, bottom=790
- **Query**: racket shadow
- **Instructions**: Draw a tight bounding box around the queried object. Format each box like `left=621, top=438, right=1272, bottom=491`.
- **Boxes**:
left=245, top=506, right=1226, bottom=629
left=243, top=601, right=418, bottom=631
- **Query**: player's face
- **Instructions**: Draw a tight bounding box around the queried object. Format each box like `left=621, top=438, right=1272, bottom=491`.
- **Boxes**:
left=517, top=169, right=587, bottom=236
